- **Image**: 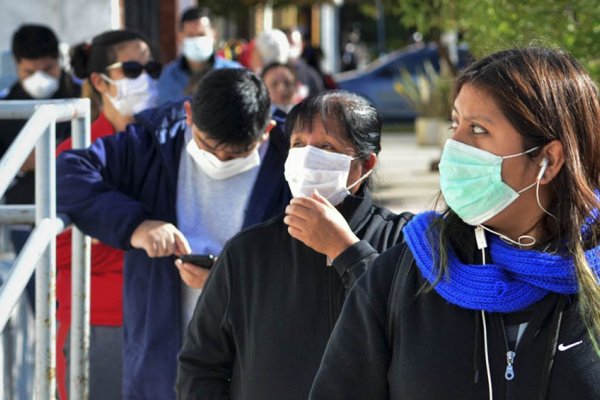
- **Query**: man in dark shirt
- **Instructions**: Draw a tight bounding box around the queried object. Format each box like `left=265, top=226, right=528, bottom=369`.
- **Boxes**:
left=0, top=24, right=80, bottom=306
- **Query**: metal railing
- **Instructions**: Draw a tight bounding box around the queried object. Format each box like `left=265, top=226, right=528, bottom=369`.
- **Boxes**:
left=0, top=99, right=91, bottom=399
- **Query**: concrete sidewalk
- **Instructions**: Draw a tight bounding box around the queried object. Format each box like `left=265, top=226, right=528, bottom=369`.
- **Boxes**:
left=372, top=133, right=442, bottom=214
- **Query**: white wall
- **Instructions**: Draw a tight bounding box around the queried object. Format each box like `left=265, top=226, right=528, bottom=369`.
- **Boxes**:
left=0, top=0, right=119, bottom=89
left=0, top=0, right=119, bottom=49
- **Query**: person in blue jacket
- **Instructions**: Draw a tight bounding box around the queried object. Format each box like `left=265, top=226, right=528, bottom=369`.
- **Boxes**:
left=157, top=7, right=240, bottom=105
left=57, top=68, right=291, bottom=400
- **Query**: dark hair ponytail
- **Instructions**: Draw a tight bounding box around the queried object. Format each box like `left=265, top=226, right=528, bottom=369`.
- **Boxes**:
left=69, top=29, right=152, bottom=79
left=70, top=42, right=92, bottom=79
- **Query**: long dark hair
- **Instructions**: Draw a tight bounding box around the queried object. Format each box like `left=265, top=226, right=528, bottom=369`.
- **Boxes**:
left=433, top=47, right=600, bottom=349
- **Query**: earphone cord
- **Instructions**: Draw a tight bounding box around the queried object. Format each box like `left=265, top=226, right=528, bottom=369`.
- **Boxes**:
left=475, top=230, right=494, bottom=400
left=480, top=246, right=494, bottom=400
left=474, top=156, right=557, bottom=400
left=477, top=224, right=536, bottom=248
left=535, top=178, right=557, bottom=221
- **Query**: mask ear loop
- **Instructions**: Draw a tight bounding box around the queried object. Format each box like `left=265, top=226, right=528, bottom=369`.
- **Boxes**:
left=479, top=157, right=557, bottom=249
left=100, top=73, right=117, bottom=85
left=346, top=166, right=373, bottom=191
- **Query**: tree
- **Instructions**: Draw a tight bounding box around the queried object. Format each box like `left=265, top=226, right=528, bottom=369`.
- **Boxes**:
left=384, top=0, right=600, bottom=82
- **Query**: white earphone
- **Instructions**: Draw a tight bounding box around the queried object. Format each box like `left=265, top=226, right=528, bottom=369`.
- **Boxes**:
left=537, top=157, right=549, bottom=181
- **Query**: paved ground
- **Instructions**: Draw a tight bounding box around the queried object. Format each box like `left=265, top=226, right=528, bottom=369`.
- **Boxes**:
left=371, top=132, right=442, bottom=214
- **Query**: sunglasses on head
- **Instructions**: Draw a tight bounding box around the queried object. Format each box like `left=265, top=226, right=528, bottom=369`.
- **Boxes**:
left=105, top=61, right=162, bottom=79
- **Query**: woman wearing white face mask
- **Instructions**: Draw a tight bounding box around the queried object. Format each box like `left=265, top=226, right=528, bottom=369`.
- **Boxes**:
left=176, top=91, right=413, bottom=400
left=53, top=29, right=161, bottom=400
left=310, top=48, right=600, bottom=400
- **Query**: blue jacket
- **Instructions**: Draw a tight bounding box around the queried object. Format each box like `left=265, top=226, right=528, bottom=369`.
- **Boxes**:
left=157, top=55, right=241, bottom=105
left=57, top=101, right=291, bottom=399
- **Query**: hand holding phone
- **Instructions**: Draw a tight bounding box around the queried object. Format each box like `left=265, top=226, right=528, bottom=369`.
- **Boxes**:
left=177, top=254, right=215, bottom=269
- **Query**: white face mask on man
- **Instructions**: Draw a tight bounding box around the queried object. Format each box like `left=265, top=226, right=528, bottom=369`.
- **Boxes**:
left=22, top=70, right=59, bottom=99
left=101, top=73, right=158, bottom=116
left=186, top=139, right=261, bottom=180
left=182, top=36, right=214, bottom=63
left=284, top=145, right=372, bottom=206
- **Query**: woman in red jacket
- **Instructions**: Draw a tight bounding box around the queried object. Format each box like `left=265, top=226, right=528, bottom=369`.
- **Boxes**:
left=56, top=29, right=161, bottom=400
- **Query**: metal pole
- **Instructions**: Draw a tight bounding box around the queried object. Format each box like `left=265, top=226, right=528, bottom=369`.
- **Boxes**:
left=34, top=120, right=57, bottom=400
left=0, top=218, right=65, bottom=332
left=0, top=108, right=52, bottom=198
left=321, top=3, right=342, bottom=74
left=69, top=113, right=92, bottom=400
left=0, top=99, right=85, bottom=120
left=376, top=0, right=386, bottom=56
left=0, top=205, right=35, bottom=224
left=0, top=101, right=89, bottom=199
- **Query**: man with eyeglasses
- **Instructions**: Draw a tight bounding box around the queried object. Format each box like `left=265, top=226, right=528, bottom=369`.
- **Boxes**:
left=57, top=68, right=291, bottom=400
left=157, top=7, right=241, bottom=105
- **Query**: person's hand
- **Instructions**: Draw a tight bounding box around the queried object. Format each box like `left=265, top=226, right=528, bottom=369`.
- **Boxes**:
left=284, top=190, right=359, bottom=260
left=130, top=220, right=191, bottom=258
left=174, top=259, right=211, bottom=289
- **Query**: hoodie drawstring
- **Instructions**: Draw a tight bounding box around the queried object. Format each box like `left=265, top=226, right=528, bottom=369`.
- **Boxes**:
left=474, top=310, right=481, bottom=383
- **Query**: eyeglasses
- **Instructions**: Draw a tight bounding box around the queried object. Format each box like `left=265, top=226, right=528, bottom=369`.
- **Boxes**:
left=105, top=61, right=162, bottom=79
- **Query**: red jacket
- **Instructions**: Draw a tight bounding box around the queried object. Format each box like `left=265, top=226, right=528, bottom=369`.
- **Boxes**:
left=56, top=112, right=124, bottom=326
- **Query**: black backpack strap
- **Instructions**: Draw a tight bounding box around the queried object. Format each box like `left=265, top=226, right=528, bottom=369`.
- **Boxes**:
left=386, top=243, right=415, bottom=349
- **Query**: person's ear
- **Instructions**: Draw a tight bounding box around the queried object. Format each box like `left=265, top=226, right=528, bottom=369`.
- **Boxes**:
left=177, top=30, right=186, bottom=46
left=363, top=153, right=378, bottom=173
left=90, top=72, right=109, bottom=94
left=184, top=101, right=193, bottom=127
left=538, top=140, right=564, bottom=184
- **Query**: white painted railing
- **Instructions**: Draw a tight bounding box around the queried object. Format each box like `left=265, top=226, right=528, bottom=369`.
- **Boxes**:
left=0, top=99, right=91, bottom=399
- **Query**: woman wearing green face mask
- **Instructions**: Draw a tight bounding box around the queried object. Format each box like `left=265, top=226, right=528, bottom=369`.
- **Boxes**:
left=309, top=47, right=600, bottom=400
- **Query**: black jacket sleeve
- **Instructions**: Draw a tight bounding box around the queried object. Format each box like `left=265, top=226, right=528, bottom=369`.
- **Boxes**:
left=309, top=246, right=404, bottom=399
left=331, top=240, right=378, bottom=289
left=331, top=212, right=412, bottom=290
left=176, top=251, right=234, bottom=399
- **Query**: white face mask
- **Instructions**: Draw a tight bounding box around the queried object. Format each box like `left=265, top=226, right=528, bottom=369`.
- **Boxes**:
left=22, top=70, right=59, bottom=99
left=101, top=73, right=158, bottom=116
left=182, top=36, right=214, bottom=63
left=186, top=139, right=260, bottom=180
left=284, top=145, right=371, bottom=206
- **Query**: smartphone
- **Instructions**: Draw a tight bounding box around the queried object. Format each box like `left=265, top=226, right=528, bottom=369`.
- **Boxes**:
left=177, top=254, right=215, bottom=269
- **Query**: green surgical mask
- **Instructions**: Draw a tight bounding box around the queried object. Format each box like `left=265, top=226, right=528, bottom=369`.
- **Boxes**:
left=439, top=139, right=539, bottom=225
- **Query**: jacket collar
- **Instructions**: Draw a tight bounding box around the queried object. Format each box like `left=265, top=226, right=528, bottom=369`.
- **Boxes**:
left=338, top=186, right=374, bottom=232
left=178, top=55, right=215, bottom=73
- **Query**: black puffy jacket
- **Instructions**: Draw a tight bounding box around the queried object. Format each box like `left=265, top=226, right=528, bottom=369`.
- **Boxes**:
left=176, top=190, right=412, bottom=400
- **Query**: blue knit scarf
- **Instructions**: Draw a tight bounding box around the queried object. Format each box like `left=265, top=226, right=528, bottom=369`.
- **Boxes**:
left=403, top=211, right=600, bottom=312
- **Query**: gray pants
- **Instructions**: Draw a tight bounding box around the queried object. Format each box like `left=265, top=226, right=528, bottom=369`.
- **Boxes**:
left=63, top=325, right=123, bottom=400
